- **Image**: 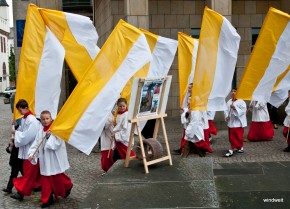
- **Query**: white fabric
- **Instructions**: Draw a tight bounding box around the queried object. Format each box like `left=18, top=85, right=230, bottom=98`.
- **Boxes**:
left=252, top=22, right=290, bottom=103
left=284, top=101, right=290, bottom=127
left=224, top=99, right=247, bottom=128
left=113, top=112, right=133, bottom=147
left=100, top=113, right=115, bottom=151
left=68, top=34, right=151, bottom=155
left=269, top=69, right=290, bottom=108
left=35, top=27, right=65, bottom=119
left=184, top=110, right=205, bottom=143
left=207, top=111, right=216, bottom=120
left=147, top=36, right=177, bottom=77
left=250, top=101, right=270, bottom=122
left=65, top=12, right=100, bottom=59
left=181, top=107, right=189, bottom=129
left=202, top=111, right=209, bottom=129
left=14, top=115, right=41, bottom=159
left=207, top=17, right=241, bottom=111
left=28, top=129, right=70, bottom=176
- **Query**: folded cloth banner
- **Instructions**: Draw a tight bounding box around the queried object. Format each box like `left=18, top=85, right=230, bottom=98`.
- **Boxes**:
left=14, top=4, right=65, bottom=119
left=178, top=32, right=198, bottom=108
left=269, top=65, right=290, bottom=107
left=236, top=8, right=290, bottom=103
left=50, top=20, right=152, bottom=155
left=39, top=8, right=100, bottom=81
left=121, top=29, right=177, bottom=103
left=191, top=7, right=240, bottom=111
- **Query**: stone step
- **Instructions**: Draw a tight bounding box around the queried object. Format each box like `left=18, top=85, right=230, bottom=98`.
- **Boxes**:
left=79, top=156, right=219, bottom=209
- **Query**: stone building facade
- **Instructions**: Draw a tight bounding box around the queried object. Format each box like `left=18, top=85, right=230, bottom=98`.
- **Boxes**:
left=94, top=0, right=290, bottom=117
left=0, top=0, right=10, bottom=92
left=12, top=0, right=290, bottom=117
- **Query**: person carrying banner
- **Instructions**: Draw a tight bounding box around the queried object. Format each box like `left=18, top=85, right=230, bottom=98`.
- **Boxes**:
left=247, top=101, right=274, bottom=141
left=182, top=108, right=213, bottom=158
left=112, top=98, right=135, bottom=161
left=224, top=89, right=247, bottom=157
left=100, top=113, right=115, bottom=172
left=283, top=90, right=290, bottom=152
left=10, top=99, right=41, bottom=201
left=28, top=110, right=73, bottom=208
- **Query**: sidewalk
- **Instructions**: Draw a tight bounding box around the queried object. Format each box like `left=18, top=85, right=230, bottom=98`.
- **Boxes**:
left=1, top=97, right=290, bottom=209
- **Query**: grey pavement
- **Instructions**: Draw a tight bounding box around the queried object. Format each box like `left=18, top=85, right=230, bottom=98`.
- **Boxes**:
left=1, top=97, right=290, bottom=208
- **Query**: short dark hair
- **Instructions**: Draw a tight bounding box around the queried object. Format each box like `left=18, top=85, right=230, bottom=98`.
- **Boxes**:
left=231, top=88, right=237, bottom=91
left=117, top=98, right=127, bottom=105
left=16, top=99, right=29, bottom=109
left=40, top=110, right=51, bottom=116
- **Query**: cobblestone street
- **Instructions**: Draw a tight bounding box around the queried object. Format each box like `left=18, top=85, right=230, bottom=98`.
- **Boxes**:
left=1, top=97, right=290, bottom=208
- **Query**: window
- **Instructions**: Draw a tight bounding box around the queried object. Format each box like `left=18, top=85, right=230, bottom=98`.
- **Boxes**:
left=3, top=37, right=6, bottom=53
left=0, top=37, right=2, bottom=53
left=3, top=63, right=6, bottom=81
left=191, top=28, right=201, bottom=39
left=251, top=27, right=261, bottom=51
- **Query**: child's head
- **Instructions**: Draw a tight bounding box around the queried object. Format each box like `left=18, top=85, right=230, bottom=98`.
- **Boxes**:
left=40, top=110, right=52, bottom=127
left=231, top=88, right=237, bottom=98
left=16, top=99, right=29, bottom=115
left=117, top=98, right=127, bottom=112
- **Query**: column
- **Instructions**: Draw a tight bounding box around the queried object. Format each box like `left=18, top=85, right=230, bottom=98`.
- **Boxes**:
left=124, top=0, right=149, bottom=29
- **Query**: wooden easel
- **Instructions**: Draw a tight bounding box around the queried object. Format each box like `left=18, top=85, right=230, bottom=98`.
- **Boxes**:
left=125, top=78, right=172, bottom=174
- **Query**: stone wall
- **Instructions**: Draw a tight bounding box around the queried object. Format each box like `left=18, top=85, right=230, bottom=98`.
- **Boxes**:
left=232, top=0, right=282, bottom=85
left=149, top=0, right=205, bottom=116
left=94, top=0, right=124, bottom=47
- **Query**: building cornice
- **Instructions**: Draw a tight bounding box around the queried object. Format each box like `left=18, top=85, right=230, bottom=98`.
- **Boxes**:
left=0, top=28, right=9, bottom=36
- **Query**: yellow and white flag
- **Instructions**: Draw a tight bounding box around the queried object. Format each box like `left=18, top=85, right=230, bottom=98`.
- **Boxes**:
left=269, top=65, right=290, bottom=107
left=236, top=8, right=290, bottom=103
left=178, top=32, right=199, bottom=108
left=14, top=4, right=65, bottom=119
left=39, top=8, right=100, bottom=81
left=50, top=20, right=152, bottom=155
left=121, top=29, right=177, bottom=103
left=191, top=7, right=240, bottom=111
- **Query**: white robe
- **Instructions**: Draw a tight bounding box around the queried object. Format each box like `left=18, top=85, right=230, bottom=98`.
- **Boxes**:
left=113, top=112, right=133, bottom=147
left=207, top=111, right=216, bottom=120
left=100, top=113, right=115, bottom=151
left=224, top=99, right=247, bottom=128
left=28, top=129, right=70, bottom=176
left=185, top=110, right=206, bottom=143
left=284, top=101, right=290, bottom=127
left=14, top=115, right=41, bottom=159
left=250, top=101, right=270, bottom=122
left=181, top=107, right=189, bottom=129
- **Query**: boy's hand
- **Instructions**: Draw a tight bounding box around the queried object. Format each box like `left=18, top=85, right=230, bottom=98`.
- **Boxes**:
left=28, top=155, right=34, bottom=161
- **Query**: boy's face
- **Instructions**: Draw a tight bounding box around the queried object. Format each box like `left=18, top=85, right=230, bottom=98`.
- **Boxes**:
left=231, top=89, right=237, bottom=98
left=40, top=113, right=52, bottom=127
left=17, top=107, right=29, bottom=115
left=117, top=102, right=127, bottom=112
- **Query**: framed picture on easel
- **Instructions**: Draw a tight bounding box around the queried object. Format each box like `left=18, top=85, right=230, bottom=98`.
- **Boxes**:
left=126, top=76, right=173, bottom=174
left=137, top=78, right=164, bottom=117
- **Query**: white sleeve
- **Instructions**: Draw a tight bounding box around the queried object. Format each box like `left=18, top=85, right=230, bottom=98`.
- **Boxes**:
left=45, top=135, right=62, bottom=151
left=232, top=100, right=247, bottom=117
left=14, top=119, right=39, bottom=148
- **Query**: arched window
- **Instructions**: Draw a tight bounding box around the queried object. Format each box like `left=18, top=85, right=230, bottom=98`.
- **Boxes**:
left=3, top=62, right=6, bottom=81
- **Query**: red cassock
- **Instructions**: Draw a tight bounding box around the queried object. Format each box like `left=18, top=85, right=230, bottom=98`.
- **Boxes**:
left=283, top=126, right=290, bottom=144
left=41, top=173, right=73, bottom=203
left=115, top=141, right=135, bottom=159
left=228, top=127, right=244, bottom=150
left=247, top=121, right=274, bottom=141
left=208, top=120, right=218, bottom=135
left=101, top=150, right=115, bottom=172
left=13, top=160, right=41, bottom=196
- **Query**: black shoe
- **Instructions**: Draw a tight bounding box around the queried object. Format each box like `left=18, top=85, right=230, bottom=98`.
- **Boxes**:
left=283, top=146, right=290, bottom=152
left=2, top=188, right=12, bottom=194
left=172, top=148, right=181, bottom=155
left=41, top=194, right=54, bottom=208
left=10, top=192, right=23, bottom=201
left=65, top=184, right=73, bottom=198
